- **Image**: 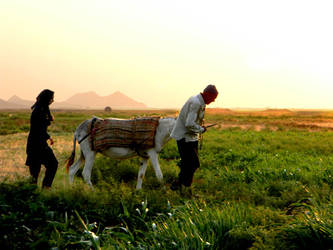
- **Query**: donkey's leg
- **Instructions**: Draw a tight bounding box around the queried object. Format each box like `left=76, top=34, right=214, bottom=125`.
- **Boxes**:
left=147, top=149, right=163, bottom=183
left=69, top=151, right=85, bottom=184
left=81, top=150, right=96, bottom=189
left=136, top=157, right=148, bottom=190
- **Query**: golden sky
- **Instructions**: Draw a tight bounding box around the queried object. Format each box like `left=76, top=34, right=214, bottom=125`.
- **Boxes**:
left=1, top=0, right=333, bottom=109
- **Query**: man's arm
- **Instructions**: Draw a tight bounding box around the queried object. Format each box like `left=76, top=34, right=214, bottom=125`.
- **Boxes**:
left=185, top=102, right=205, bottom=133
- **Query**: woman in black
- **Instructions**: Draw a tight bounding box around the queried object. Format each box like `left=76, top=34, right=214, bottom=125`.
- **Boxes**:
left=25, top=89, right=58, bottom=188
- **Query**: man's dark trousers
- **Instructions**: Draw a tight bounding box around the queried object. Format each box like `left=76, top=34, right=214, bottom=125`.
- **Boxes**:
left=176, top=138, right=200, bottom=187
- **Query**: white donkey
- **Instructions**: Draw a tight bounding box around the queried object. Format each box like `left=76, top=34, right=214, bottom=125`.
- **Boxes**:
left=66, top=117, right=176, bottom=189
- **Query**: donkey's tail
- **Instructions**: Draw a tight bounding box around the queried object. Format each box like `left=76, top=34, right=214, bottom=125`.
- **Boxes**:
left=66, top=133, right=77, bottom=173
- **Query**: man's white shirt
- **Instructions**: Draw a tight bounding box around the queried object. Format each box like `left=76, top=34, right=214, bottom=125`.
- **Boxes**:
left=171, top=94, right=206, bottom=142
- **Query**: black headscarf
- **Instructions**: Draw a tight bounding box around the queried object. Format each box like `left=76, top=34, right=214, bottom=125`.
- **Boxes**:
left=31, top=89, right=54, bottom=122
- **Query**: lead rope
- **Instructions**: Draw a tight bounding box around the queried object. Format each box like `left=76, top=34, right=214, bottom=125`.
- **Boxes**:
left=78, top=117, right=97, bottom=144
left=199, top=120, right=204, bottom=150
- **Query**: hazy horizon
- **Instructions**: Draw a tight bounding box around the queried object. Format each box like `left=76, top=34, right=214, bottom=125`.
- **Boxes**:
left=3, top=91, right=333, bottom=111
left=1, top=0, right=333, bottom=109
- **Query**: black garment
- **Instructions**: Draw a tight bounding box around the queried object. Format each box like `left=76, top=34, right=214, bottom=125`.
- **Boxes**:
left=26, top=105, right=52, bottom=154
left=175, top=138, right=200, bottom=187
left=25, top=104, right=58, bottom=187
left=27, top=146, right=58, bottom=187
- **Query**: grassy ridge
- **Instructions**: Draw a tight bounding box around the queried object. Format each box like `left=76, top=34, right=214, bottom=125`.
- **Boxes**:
left=0, top=110, right=333, bottom=249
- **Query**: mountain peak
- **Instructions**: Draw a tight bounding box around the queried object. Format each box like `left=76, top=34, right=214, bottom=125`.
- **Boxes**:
left=7, top=95, right=34, bottom=107
left=112, top=91, right=123, bottom=95
left=64, top=91, right=146, bottom=108
left=0, top=97, right=27, bottom=109
left=8, top=95, right=23, bottom=102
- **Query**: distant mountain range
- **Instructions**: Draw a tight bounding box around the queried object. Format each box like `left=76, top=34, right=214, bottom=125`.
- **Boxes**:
left=0, top=91, right=147, bottom=109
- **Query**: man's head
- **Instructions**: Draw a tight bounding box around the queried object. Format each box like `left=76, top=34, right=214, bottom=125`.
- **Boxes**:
left=202, top=84, right=218, bottom=104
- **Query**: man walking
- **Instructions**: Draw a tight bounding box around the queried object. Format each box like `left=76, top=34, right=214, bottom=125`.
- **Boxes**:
left=170, top=84, right=218, bottom=193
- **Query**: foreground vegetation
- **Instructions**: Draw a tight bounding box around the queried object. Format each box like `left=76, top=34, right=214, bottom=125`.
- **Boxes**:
left=1, top=109, right=333, bottom=249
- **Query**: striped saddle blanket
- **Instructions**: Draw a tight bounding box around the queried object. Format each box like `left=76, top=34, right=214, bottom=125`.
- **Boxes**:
left=89, top=117, right=160, bottom=152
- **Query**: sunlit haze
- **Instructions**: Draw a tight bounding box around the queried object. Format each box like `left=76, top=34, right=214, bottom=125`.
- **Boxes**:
left=1, top=0, right=333, bottom=109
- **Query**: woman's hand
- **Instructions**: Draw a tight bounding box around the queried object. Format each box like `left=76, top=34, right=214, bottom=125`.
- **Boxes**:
left=48, top=138, right=54, bottom=146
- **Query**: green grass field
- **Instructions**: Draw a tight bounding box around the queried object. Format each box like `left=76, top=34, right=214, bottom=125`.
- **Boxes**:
left=1, top=109, right=333, bottom=249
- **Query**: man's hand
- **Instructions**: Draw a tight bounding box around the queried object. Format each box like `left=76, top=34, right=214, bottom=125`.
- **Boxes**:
left=202, top=126, right=207, bottom=133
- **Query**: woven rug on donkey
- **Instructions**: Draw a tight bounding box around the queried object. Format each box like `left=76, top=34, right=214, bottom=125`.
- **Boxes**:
left=89, top=117, right=160, bottom=152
